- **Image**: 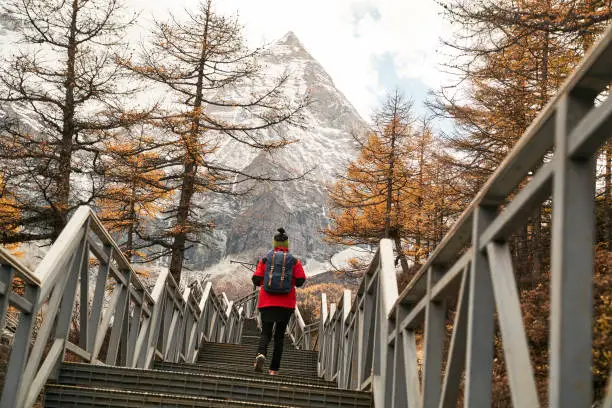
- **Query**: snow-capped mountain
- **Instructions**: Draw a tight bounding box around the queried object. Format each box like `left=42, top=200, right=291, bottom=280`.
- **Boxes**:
left=0, top=16, right=366, bottom=280
left=187, top=32, right=365, bottom=275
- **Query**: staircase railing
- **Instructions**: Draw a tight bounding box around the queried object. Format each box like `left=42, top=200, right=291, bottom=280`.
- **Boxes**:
left=317, top=23, right=612, bottom=408
left=0, top=206, right=245, bottom=408
left=234, top=289, right=259, bottom=320
left=287, top=306, right=318, bottom=350
left=318, top=242, right=397, bottom=399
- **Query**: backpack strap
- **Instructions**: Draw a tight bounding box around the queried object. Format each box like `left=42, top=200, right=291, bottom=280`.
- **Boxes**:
left=268, top=252, right=277, bottom=287
left=280, top=252, right=288, bottom=285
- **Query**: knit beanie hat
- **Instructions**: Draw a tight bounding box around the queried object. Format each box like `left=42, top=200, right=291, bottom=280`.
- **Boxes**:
left=273, top=228, right=289, bottom=249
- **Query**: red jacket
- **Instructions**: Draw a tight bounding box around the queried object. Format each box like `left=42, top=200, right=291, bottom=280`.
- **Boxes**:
left=252, top=247, right=306, bottom=309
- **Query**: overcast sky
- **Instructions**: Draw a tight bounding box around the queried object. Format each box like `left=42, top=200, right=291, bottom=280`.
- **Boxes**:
left=129, top=0, right=452, bottom=122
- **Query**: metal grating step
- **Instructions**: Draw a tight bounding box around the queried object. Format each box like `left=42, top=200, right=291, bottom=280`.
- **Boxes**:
left=196, top=355, right=317, bottom=373
left=154, top=361, right=336, bottom=387
left=190, top=360, right=321, bottom=379
left=240, top=335, right=295, bottom=347
left=197, top=348, right=317, bottom=364
left=45, top=384, right=299, bottom=407
left=55, top=363, right=373, bottom=408
left=200, top=342, right=318, bottom=359
left=197, top=344, right=318, bottom=371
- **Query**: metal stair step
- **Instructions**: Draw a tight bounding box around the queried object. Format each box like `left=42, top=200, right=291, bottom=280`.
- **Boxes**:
left=197, top=355, right=317, bottom=367
left=240, top=335, right=295, bottom=347
left=197, top=349, right=317, bottom=364
left=200, top=342, right=318, bottom=359
left=45, top=384, right=299, bottom=407
left=196, top=355, right=317, bottom=372
left=56, top=363, right=373, bottom=408
left=154, top=361, right=335, bottom=387
left=190, top=360, right=321, bottom=379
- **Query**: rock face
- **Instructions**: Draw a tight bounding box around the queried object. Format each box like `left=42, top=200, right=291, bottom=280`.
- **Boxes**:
left=0, top=12, right=19, bottom=35
left=187, top=32, right=365, bottom=273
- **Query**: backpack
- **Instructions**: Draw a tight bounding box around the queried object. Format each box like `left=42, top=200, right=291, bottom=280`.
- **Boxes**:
left=263, top=250, right=295, bottom=294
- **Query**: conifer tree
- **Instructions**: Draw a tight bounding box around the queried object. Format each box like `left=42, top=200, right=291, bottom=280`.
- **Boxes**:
left=326, top=90, right=415, bottom=271
left=433, top=0, right=612, bottom=276
left=97, top=126, right=170, bottom=261
left=400, top=118, right=462, bottom=263
left=0, top=174, right=20, bottom=244
left=0, top=0, right=138, bottom=242
left=435, top=0, right=612, bottom=187
left=119, top=0, right=308, bottom=283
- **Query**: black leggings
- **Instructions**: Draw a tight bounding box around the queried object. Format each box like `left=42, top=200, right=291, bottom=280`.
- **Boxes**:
left=257, top=320, right=289, bottom=371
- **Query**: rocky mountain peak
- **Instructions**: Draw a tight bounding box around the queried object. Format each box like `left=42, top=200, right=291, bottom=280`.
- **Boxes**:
left=267, top=30, right=315, bottom=64
left=186, top=32, right=367, bottom=279
left=279, top=31, right=301, bottom=46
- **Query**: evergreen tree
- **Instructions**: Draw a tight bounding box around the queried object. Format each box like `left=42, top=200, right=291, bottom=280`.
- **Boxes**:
left=97, top=126, right=170, bottom=262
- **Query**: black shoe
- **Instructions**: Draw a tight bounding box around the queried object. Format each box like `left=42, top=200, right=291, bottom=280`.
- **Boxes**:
left=254, top=354, right=266, bottom=373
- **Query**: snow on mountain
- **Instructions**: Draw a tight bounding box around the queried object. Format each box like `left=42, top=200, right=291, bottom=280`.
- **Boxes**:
left=186, top=31, right=366, bottom=278
left=0, top=16, right=366, bottom=284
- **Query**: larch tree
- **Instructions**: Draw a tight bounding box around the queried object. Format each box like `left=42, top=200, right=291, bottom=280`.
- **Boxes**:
left=0, top=173, right=22, bottom=255
left=119, top=0, right=308, bottom=283
left=97, top=126, right=170, bottom=262
left=0, top=0, right=138, bottom=243
left=400, top=118, right=462, bottom=264
left=325, top=90, right=415, bottom=273
left=433, top=0, right=612, bottom=402
left=433, top=0, right=612, bottom=277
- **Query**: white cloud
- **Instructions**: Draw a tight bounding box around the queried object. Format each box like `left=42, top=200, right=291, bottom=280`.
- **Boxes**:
left=128, top=0, right=451, bottom=120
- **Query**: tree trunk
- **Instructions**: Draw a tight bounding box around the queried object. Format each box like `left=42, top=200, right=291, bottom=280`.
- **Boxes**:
left=168, top=2, right=211, bottom=284
left=532, top=22, right=549, bottom=278
left=606, top=141, right=612, bottom=248
left=169, top=158, right=196, bottom=283
left=55, top=0, right=80, bottom=239
left=125, top=180, right=136, bottom=262
left=384, top=133, right=396, bottom=238
left=392, top=232, right=410, bottom=275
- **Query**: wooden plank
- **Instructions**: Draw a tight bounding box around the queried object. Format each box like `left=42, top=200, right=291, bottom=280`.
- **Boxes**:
left=0, top=246, right=39, bottom=286
left=479, top=163, right=554, bottom=249
left=65, top=340, right=92, bottom=362
left=79, top=241, right=90, bottom=350
left=0, top=265, right=15, bottom=331
left=0, top=284, right=39, bottom=408
left=35, top=207, right=89, bottom=297
left=549, top=94, right=596, bottom=408
left=106, top=281, right=129, bottom=365
left=8, top=291, right=34, bottom=313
